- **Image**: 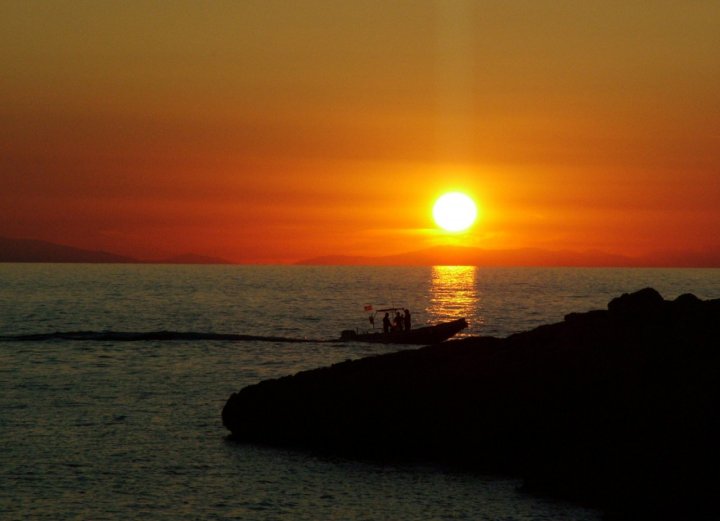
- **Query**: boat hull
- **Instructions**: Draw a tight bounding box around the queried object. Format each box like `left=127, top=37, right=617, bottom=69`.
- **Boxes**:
left=339, top=318, right=468, bottom=344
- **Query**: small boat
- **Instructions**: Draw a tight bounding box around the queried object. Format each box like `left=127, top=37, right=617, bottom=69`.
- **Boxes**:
left=339, top=309, right=468, bottom=344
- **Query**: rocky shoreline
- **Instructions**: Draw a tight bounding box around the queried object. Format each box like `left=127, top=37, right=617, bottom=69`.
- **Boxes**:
left=223, top=288, right=720, bottom=519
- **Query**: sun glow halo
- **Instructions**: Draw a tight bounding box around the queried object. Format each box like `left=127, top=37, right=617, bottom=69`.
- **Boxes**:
left=433, top=192, right=477, bottom=232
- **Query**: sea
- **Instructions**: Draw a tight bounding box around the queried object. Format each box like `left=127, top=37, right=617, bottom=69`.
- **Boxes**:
left=1, top=264, right=718, bottom=520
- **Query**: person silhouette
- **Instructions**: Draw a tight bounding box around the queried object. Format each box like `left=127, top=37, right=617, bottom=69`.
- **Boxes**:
left=394, top=311, right=403, bottom=332
left=382, top=312, right=391, bottom=334
left=404, top=309, right=411, bottom=331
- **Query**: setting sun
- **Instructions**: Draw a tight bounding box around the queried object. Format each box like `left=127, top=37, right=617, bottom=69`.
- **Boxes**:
left=433, top=192, right=478, bottom=232
left=1, top=2, right=718, bottom=266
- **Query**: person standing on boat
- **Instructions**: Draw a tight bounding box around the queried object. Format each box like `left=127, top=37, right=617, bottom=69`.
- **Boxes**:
left=404, top=309, right=411, bottom=330
left=394, top=311, right=404, bottom=331
left=382, top=312, right=391, bottom=334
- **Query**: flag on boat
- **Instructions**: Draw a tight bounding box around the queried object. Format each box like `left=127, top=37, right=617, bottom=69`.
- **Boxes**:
left=364, top=304, right=373, bottom=312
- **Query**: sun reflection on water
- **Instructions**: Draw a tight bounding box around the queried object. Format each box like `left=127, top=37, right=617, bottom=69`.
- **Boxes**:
left=427, top=266, right=480, bottom=333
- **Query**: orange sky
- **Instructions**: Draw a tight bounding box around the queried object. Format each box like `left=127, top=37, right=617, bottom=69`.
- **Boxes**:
left=2, top=1, right=719, bottom=264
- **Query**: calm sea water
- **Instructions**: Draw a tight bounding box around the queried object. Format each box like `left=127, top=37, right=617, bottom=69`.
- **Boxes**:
left=1, top=264, right=718, bottom=520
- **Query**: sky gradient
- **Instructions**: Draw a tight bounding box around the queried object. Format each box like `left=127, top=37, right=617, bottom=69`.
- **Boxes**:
left=2, top=1, right=719, bottom=264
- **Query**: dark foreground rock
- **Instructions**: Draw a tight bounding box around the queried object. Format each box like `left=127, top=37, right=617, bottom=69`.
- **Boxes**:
left=223, top=288, right=720, bottom=519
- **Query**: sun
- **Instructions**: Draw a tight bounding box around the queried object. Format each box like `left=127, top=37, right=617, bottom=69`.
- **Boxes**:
left=433, top=192, right=477, bottom=232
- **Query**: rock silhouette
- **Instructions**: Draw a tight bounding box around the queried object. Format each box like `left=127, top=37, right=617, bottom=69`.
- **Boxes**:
left=223, top=288, right=720, bottom=519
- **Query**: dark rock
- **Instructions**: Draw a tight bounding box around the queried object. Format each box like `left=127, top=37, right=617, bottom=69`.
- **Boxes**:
left=222, top=288, right=720, bottom=519
left=607, top=287, right=665, bottom=318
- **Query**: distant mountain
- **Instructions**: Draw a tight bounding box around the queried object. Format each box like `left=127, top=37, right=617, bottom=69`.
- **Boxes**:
left=158, top=253, right=231, bottom=265
left=0, top=236, right=137, bottom=263
left=296, top=245, right=643, bottom=267
left=0, top=236, right=232, bottom=264
left=636, top=249, right=720, bottom=268
left=3, top=235, right=716, bottom=267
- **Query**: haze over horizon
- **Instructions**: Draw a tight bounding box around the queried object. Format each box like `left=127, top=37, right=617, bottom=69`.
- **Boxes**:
left=2, top=1, right=719, bottom=265
left=2, top=234, right=718, bottom=267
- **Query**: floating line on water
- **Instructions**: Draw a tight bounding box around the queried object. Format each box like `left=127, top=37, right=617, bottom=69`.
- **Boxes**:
left=0, top=331, right=329, bottom=343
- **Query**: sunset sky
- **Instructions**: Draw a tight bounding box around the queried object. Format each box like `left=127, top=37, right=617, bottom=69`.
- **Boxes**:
left=2, top=1, right=719, bottom=264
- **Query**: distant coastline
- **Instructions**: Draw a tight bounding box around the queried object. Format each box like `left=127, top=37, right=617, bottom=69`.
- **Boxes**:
left=0, top=236, right=229, bottom=265
left=1, top=235, right=718, bottom=267
left=296, top=245, right=720, bottom=268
